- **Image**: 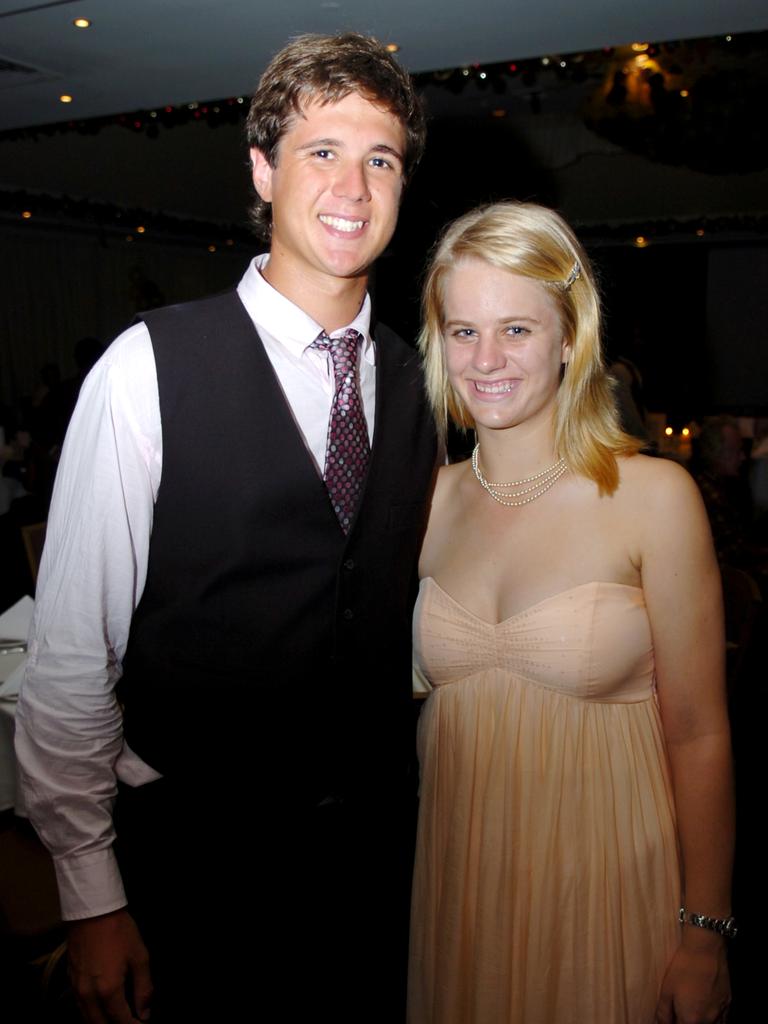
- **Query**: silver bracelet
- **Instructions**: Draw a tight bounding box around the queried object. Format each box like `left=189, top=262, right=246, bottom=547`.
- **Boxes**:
left=679, top=907, right=738, bottom=939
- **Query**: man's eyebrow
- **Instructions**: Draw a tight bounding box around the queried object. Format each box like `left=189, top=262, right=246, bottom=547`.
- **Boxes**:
left=295, top=136, right=341, bottom=151
left=295, top=138, right=404, bottom=162
left=370, top=143, right=404, bottom=162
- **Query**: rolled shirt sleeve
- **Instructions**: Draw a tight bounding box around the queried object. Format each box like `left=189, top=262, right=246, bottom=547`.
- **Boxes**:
left=15, top=323, right=163, bottom=920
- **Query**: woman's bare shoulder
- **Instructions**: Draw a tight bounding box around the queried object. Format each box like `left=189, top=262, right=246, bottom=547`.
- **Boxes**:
left=616, top=452, right=700, bottom=503
left=615, top=453, right=708, bottom=544
left=434, top=457, right=471, bottom=499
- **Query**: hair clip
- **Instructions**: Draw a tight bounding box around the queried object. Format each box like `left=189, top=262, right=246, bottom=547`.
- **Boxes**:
left=563, top=260, right=581, bottom=290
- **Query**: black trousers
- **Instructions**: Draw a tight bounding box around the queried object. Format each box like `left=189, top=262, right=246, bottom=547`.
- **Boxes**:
left=114, top=775, right=416, bottom=1022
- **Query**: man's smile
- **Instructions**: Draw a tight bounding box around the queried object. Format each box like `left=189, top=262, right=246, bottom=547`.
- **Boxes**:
left=319, top=214, right=366, bottom=233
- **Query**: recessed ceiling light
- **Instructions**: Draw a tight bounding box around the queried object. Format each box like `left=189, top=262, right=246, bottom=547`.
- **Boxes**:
left=59, top=94, right=73, bottom=104
left=73, top=18, right=91, bottom=29
left=385, top=43, right=400, bottom=53
left=22, top=210, right=32, bottom=219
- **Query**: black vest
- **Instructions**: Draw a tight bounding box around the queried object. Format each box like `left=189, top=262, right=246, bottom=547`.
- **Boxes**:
left=120, top=290, right=437, bottom=799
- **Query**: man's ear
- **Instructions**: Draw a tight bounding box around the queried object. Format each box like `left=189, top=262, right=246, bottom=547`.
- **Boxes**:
left=250, top=147, right=273, bottom=202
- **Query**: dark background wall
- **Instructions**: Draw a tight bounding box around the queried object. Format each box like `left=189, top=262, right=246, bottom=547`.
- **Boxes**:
left=1, top=33, right=767, bottom=418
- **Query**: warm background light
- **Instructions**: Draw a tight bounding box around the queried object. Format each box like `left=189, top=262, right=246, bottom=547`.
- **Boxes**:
left=59, top=94, right=73, bottom=104
left=665, top=427, right=674, bottom=436
left=73, top=18, right=91, bottom=29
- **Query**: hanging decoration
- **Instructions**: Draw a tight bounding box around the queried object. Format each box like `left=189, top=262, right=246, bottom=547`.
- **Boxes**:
left=582, top=36, right=768, bottom=173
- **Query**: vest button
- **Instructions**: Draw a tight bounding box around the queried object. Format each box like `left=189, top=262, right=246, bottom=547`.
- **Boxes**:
left=343, top=558, right=355, bottom=571
left=342, top=608, right=354, bottom=621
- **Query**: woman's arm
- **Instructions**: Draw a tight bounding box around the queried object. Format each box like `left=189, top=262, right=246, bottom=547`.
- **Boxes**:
left=638, top=458, right=734, bottom=1024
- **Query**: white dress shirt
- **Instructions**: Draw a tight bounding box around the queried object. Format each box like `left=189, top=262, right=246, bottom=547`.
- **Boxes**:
left=15, top=255, right=377, bottom=920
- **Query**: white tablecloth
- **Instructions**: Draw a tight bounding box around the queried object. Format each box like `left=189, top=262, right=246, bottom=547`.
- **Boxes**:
left=0, top=595, right=33, bottom=813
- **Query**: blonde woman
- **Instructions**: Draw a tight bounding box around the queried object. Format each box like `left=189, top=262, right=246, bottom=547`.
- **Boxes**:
left=408, top=202, right=734, bottom=1024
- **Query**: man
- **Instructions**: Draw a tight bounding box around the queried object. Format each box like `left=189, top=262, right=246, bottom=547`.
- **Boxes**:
left=16, top=33, right=436, bottom=1022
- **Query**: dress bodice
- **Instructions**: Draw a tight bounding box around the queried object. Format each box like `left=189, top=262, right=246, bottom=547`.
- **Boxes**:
left=414, top=577, right=655, bottom=703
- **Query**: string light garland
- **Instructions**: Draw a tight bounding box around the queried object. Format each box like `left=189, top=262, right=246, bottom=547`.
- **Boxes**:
left=0, top=188, right=253, bottom=251
left=2, top=187, right=765, bottom=249
left=1, top=29, right=764, bottom=155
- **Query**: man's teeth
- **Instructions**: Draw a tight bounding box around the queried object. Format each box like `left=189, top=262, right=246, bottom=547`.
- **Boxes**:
left=319, top=215, right=364, bottom=232
left=476, top=381, right=516, bottom=394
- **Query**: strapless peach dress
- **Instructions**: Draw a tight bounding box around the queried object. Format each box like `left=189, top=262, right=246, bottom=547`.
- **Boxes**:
left=408, top=578, right=681, bottom=1024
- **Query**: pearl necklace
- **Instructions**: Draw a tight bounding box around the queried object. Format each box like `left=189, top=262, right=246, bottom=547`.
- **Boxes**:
left=471, top=444, right=567, bottom=507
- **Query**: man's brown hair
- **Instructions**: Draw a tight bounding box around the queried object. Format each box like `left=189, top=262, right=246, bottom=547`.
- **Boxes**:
left=245, top=32, right=426, bottom=238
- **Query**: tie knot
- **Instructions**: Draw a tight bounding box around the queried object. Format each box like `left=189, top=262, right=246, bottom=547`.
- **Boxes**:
left=313, top=328, right=361, bottom=355
left=312, top=329, right=362, bottom=379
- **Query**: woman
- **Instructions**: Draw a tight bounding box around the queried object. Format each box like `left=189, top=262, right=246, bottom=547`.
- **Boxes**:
left=408, top=202, right=734, bottom=1024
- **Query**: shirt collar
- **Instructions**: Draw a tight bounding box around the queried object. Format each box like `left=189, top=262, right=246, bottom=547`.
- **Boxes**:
left=236, top=254, right=375, bottom=365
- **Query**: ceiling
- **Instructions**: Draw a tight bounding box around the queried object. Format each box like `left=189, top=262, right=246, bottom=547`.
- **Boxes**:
left=1, top=0, right=766, bottom=133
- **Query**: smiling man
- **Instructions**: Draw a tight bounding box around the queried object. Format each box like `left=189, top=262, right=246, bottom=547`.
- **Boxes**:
left=251, top=91, right=406, bottom=315
left=17, top=34, right=436, bottom=1023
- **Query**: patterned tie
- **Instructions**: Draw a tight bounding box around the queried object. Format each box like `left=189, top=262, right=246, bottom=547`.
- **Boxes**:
left=312, top=328, right=371, bottom=533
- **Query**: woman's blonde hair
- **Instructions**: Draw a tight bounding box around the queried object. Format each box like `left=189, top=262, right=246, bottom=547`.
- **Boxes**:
left=419, top=201, right=641, bottom=494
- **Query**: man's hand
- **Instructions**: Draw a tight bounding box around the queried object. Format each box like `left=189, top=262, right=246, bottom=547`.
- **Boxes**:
left=67, top=908, right=152, bottom=1023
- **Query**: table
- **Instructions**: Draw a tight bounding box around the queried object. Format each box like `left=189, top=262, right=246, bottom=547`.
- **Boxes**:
left=0, top=596, right=33, bottom=813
